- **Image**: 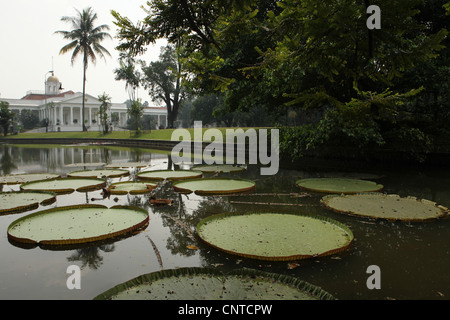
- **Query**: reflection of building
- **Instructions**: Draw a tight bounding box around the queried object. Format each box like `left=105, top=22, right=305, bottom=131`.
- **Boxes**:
left=0, top=72, right=167, bottom=132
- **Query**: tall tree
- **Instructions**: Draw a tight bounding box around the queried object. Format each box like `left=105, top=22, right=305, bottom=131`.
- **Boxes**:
left=140, top=45, right=187, bottom=128
left=55, top=7, right=112, bottom=132
left=97, top=92, right=112, bottom=134
left=0, top=101, right=13, bottom=136
left=114, top=53, right=141, bottom=101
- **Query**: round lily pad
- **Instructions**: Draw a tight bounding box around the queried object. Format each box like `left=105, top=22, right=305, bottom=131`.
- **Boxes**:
left=0, top=173, right=60, bottom=185
left=7, top=204, right=149, bottom=247
left=105, top=162, right=149, bottom=168
left=20, top=177, right=106, bottom=194
left=191, top=164, right=246, bottom=173
left=93, top=267, right=336, bottom=300
left=296, top=178, right=383, bottom=194
left=0, top=191, right=56, bottom=215
left=173, top=178, right=256, bottom=195
left=68, top=169, right=129, bottom=179
left=110, top=181, right=158, bottom=195
left=137, top=170, right=203, bottom=181
left=321, top=193, right=449, bottom=222
left=196, top=212, right=353, bottom=261
left=65, top=162, right=106, bottom=168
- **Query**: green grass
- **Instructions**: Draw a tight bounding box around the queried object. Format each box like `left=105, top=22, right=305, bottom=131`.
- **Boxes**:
left=4, top=127, right=272, bottom=141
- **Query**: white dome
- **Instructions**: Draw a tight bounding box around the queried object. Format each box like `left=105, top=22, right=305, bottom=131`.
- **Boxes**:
left=47, top=75, right=59, bottom=83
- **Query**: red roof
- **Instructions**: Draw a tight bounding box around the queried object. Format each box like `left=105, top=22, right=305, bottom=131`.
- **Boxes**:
left=21, top=91, right=75, bottom=100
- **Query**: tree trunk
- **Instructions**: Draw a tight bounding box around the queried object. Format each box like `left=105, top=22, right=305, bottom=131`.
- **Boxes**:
left=82, top=53, right=87, bottom=132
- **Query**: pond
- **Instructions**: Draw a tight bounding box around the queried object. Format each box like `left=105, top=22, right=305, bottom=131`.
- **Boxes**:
left=0, top=143, right=449, bottom=300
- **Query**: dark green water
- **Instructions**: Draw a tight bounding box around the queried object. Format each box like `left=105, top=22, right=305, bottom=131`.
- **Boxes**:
left=0, top=143, right=449, bottom=300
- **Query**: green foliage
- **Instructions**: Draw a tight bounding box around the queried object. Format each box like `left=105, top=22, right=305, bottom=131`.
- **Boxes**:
left=112, top=0, right=450, bottom=162
left=140, top=45, right=187, bottom=127
left=19, top=109, right=39, bottom=130
left=127, top=99, right=144, bottom=134
left=0, top=101, right=13, bottom=136
left=97, top=93, right=111, bottom=134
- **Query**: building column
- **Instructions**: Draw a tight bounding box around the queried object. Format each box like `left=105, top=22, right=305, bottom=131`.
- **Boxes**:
left=70, top=107, right=74, bottom=126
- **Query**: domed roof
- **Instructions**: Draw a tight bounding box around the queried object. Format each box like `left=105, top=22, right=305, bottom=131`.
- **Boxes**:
left=47, top=75, right=59, bottom=83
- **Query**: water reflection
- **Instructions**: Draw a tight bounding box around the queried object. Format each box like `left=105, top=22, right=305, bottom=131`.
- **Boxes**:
left=67, top=244, right=115, bottom=270
left=0, top=143, right=449, bottom=300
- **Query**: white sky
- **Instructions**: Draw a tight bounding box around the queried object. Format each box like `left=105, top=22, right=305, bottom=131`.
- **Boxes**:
left=0, top=0, right=166, bottom=104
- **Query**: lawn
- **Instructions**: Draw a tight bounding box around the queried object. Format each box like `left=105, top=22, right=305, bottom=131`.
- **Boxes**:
left=4, top=127, right=271, bottom=141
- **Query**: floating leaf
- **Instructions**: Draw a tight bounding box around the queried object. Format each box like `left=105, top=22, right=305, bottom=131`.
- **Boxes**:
left=93, top=267, right=336, bottom=300
left=109, top=181, right=157, bottom=195
left=105, top=162, right=149, bottom=168
left=186, top=245, right=199, bottom=250
left=191, top=164, right=246, bottom=173
left=296, top=178, right=383, bottom=194
left=288, top=262, right=300, bottom=270
left=0, top=173, right=60, bottom=185
left=20, top=177, right=106, bottom=194
left=321, top=193, right=449, bottom=222
left=68, top=169, right=129, bottom=178
left=7, top=204, right=149, bottom=248
left=196, top=212, right=353, bottom=261
left=0, top=191, right=56, bottom=215
left=137, top=170, right=203, bottom=181
left=173, top=178, right=255, bottom=195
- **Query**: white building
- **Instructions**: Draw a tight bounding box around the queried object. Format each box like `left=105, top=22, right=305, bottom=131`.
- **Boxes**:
left=0, top=72, right=168, bottom=132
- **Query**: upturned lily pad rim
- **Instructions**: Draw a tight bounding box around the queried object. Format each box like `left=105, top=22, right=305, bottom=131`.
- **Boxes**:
left=20, top=177, right=107, bottom=194
left=7, top=204, right=149, bottom=247
left=190, top=164, right=246, bottom=173
left=196, top=212, right=354, bottom=261
left=109, top=181, right=158, bottom=195
left=0, top=190, right=57, bottom=215
left=93, top=267, right=336, bottom=300
left=137, top=169, right=203, bottom=181
left=173, top=177, right=256, bottom=195
left=296, top=178, right=383, bottom=194
left=321, top=192, right=450, bottom=222
left=68, top=168, right=129, bottom=178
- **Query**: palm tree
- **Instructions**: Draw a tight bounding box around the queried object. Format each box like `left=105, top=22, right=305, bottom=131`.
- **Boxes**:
left=55, top=7, right=112, bottom=131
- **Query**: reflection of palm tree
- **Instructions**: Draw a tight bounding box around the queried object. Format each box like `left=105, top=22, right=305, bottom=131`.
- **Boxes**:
left=67, top=244, right=115, bottom=270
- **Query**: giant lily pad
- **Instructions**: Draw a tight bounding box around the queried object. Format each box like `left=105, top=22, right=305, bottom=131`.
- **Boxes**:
left=110, top=181, right=158, bottom=195
left=68, top=169, right=129, bottom=179
left=7, top=204, right=149, bottom=247
left=296, top=178, right=383, bottom=194
left=20, top=177, right=106, bottom=194
left=93, top=267, right=336, bottom=300
left=0, top=173, right=60, bottom=185
left=197, top=212, right=353, bottom=261
left=191, top=164, right=246, bottom=173
left=0, top=191, right=56, bottom=215
left=105, top=162, right=149, bottom=169
left=173, top=178, right=256, bottom=195
left=321, top=193, right=449, bottom=222
left=137, top=170, right=203, bottom=181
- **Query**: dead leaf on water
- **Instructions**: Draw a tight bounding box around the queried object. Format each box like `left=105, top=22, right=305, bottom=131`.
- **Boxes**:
left=287, top=262, right=300, bottom=269
left=186, top=245, right=199, bottom=250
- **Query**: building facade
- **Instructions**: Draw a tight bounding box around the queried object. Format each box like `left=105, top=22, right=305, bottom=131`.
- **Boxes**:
left=0, top=73, right=167, bottom=132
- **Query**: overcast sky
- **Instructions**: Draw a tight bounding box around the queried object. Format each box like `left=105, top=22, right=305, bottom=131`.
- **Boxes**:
left=0, top=0, right=167, bottom=104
